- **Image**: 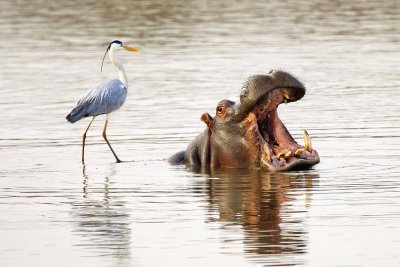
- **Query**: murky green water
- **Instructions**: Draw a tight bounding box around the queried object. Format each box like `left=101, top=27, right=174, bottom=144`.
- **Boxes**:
left=1, top=0, right=399, bottom=266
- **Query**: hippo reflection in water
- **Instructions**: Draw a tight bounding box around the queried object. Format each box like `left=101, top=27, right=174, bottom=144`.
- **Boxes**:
left=169, top=69, right=320, bottom=171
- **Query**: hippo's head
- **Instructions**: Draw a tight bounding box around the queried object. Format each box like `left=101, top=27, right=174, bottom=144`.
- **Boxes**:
left=201, top=69, right=319, bottom=171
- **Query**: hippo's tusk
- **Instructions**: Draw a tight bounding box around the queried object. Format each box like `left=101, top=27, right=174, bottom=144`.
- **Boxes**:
left=304, top=130, right=312, bottom=152
left=262, top=143, right=271, bottom=162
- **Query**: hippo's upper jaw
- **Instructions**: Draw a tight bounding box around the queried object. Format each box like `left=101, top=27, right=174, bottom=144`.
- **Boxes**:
left=241, top=70, right=320, bottom=171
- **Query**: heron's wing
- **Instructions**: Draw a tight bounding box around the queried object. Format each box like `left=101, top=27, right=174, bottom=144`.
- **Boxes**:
left=66, top=79, right=127, bottom=123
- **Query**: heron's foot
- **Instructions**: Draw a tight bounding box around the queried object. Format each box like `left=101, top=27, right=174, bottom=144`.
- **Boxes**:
left=116, top=159, right=123, bottom=163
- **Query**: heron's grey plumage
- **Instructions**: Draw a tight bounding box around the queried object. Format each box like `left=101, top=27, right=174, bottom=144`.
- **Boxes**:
left=66, top=79, right=127, bottom=123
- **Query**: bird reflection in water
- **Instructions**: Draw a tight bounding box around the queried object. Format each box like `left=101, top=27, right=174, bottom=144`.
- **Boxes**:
left=70, top=164, right=132, bottom=264
left=192, top=167, right=318, bottom=259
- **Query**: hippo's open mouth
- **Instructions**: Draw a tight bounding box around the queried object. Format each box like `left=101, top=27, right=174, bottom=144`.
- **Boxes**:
left=253, top=87, right=320, bottom=171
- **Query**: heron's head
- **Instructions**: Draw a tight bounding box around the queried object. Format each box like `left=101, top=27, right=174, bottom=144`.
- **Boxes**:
left=108, top=40, right=139, bottom=53
left=101, top=40, right=139, bottom=71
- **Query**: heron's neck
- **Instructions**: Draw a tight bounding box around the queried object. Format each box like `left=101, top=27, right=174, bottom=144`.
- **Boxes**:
left=109, top=51, right=128, bottom=88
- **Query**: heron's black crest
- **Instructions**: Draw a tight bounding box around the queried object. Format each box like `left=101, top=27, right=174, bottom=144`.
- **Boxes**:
left=101, top=40, right=123, bottom=72
left=110, top=40, right=123, bottom=45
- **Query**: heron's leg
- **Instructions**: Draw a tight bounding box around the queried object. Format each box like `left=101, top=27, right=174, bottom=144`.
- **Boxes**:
left=82, top=116, right=95, bottom=163
left=102, top=115, right=122, bottom=163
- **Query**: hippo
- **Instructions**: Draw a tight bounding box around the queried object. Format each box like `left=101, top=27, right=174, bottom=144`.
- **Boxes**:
left=169, top=69, right=320, bottom=171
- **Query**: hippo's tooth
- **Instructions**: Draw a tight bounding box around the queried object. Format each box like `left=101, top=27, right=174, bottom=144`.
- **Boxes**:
left=283, top=93, right=290, bottom=100
left=304, top=130, right=312, bottom=152
left=283, top=150, right=293, bottom=159
left=276, top=150, right=293, bottom=160
left=283, top=93, right=289, bottom=104
left=294, top=148, right=303, bottom=156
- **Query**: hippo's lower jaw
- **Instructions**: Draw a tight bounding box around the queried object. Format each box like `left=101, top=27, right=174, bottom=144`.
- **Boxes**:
left=261, top=153, right=320, bottom=171
left=252, top=87, right=320, bottom=171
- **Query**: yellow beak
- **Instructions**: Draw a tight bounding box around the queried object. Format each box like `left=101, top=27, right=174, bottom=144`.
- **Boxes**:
left=123, top=44, right=139, bottom=52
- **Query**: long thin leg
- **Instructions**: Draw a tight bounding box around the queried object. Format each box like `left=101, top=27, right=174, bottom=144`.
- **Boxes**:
left=102, top=114, right=122, bottom=163
left=82, top=116, right=96, bottom=163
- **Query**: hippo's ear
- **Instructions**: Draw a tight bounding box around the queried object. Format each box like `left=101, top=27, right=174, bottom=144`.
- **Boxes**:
left=201, top=113, right=214, bottom=131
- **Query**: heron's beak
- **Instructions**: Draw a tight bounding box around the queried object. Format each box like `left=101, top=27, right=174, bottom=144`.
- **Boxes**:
left=123, top=45, right=139, bottom=52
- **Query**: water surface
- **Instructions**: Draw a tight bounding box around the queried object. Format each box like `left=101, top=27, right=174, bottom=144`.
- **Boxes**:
left=0, top=0, right=399, bottom=266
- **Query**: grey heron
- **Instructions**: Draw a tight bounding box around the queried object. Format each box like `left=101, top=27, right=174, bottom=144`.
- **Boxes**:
left=66, top=40, right=139, bottom=163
